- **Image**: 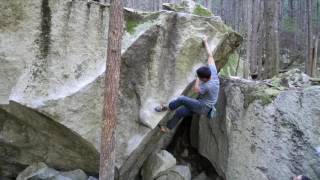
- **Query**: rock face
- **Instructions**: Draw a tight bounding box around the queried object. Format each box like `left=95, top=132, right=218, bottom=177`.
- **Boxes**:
left=0, top=102, right=99, bottom=178
left=192, top=76, right=320, bottom=180
left=0, top=0, right=242, bottom=176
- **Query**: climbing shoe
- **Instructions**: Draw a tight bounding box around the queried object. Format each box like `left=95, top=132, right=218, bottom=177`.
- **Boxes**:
left=154, top=104, right=168, bottom=112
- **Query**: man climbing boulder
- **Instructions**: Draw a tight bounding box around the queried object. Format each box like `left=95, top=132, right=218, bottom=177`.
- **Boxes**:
left=155, top=36, right=220, bottom=133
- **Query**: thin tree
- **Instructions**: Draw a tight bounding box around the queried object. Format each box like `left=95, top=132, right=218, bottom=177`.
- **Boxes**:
left=247, top=0, right=263, bottom=79
left=220, top=0, right=224, bottom=20
left=262, top=0, right=280, bottom=79
left=305, top=0, right=313, bottom=76
left=312, top=35, right=319, bottom=77
left=245, top=0, right=254, bottom=79
left=99, top=0, right=124, bottom=179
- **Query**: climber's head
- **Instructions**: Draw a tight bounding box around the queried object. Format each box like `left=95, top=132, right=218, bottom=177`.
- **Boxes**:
left=293, top=175, right=311, bottom=180
left=197, top=66, right=211, bottom=82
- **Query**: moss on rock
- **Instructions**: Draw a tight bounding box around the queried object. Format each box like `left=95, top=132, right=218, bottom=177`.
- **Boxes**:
left=255, top=88, right=281, bottom=105
left=126, top=18, right=142, bottom=34
left=219, top=53, right=239, bottom=77
left=124, top=10, right=145, bottom=34
left=245, top=86, right=281, bottom=107
left=124, top=11, right=159, bottom=34
left=193, top=5, right=212, bottom=17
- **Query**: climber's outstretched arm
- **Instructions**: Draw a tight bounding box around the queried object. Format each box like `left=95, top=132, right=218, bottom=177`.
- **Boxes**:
left=203, top=36, right=215, bottom=65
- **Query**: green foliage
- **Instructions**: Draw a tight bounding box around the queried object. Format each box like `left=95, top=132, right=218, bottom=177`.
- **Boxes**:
left=193, top=5, right=212, bottom=17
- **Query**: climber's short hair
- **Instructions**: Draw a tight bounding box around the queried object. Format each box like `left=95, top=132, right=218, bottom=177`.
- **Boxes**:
left=197, top=66, right=211, bottom=79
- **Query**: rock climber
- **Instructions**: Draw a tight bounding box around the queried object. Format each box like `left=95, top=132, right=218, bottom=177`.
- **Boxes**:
left=293, top=175, right=311, bottom=180
left=155, top=36, right=220, bottom=133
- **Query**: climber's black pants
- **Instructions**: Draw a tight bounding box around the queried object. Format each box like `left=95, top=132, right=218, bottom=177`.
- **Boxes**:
left=166, top=96, right=210, bottom=129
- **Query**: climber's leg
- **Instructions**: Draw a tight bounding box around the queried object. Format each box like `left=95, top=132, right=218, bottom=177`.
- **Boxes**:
left=166, top=106, right=192, bottom=130
left=159, top=96, right=205, bottom=132
left=168, top=96, right=203, bottom=113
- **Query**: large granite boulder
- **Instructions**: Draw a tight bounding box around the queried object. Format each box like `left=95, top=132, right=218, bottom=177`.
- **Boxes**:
left=0, top=0, right=241, bottom=177
left=192, top=75, right=320, bottom=180
left=0, top=102, right=99, bottom=178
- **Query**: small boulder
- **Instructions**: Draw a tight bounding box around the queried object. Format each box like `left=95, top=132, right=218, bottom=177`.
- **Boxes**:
left=16, top=162, right=57, bottom=180
left=172, top=166, right=191, bottom=180
left=16, top=162, right=88, bottom=180
left=141, top=150, right=177, bottom=180
left=155, top=165, right=191, bottom=180
left=280, top=69, right=311, bottom=88
left=59, top=169, right=88, bottom=180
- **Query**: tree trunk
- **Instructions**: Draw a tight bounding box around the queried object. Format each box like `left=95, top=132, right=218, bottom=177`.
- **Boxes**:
left=99, top=0, right=124, bottom=179
left=247, top=0, right=263, bottom=79
left=305, top=0, right=313, bottom=76
left=289, top=0, right=297, bottom=53
left=312, top=35, right=319, bottom=77
left=257, top=0, right=264, bottom=79
left=207, top=0, right=212, bottom=14
left=232, top=0, right=237, bottom=30
left=262, top=0, right=280, bottom=79
left=246, top=0, right=253, bottom=79
left=248, top=0, right=255, bottom=77
left=220, top=0, right=224, bottom=20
